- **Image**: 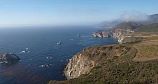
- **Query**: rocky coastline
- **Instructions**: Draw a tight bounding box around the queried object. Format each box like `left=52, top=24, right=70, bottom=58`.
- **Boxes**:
left=92, top=31, right=110, bottom=38
left=92, top=28, right=143, bottom=44
left=63, top=44, right=131, bottom=80
left=0, top=53, right=20, bottom=65
left=49, top=15, right=158, bottom=83
left=49, top=44, right=138, bottom=84
left=49, top=32, right=158, bottom=84
left=64, top=52, right=96, bottom=79
left=48, top=31, right=158, bottom=84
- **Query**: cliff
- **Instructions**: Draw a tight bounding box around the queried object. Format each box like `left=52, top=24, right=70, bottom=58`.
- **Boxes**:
left=92, top=31, right=109, bottom=38
left=64, top=45, right=133, bottom=80
left=64, top=52, right=96, bottom=79
left=49, top=35, right=158, bottom=84
left=48, top=45, right=137, bottom=84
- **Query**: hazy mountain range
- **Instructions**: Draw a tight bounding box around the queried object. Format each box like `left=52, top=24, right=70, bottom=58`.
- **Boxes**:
left=100, top=14, right=158, bottom=32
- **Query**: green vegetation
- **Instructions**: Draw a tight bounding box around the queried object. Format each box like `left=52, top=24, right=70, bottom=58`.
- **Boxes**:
left=135, top=45, right=158, bottom=58
left=145, top=36, right=158, bottom=40
left=114, top=22, right=142, bottom=30
left=49, top=45, right=158, bottom=84
left=138, top=23, right=158, bottom=32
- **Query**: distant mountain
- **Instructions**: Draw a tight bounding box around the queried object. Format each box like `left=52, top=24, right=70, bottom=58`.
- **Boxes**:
left=100, top=14, right=158, bottom=32
left=137, top=23, right=158, bottom=32
left=147, top=14, right=158, bottom=24
left=113, top=22, right=142, bottom=31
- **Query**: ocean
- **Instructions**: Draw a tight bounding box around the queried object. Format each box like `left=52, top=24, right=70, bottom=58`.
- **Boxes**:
left=0, top=26, right=117, bottom=84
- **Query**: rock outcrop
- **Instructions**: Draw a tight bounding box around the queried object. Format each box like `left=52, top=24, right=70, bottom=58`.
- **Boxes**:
left=64, top=53, right=95, bottom=79
left=92, top=31, right=109, bottom=38
left=0, top=53, right=20, bottom=65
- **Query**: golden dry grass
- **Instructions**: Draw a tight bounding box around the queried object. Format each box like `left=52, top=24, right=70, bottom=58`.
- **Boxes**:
left=133, top=35, right=158, bottom=61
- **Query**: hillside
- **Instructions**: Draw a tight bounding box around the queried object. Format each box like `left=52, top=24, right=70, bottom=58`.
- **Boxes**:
left=137, top=23, right=158, bottom=32
left=48, top=35, right=158, bottom=84
left=149, top=14, right=158, bottom=23
left=113, top=22, right=142, bottom=31
left=99, top=14, right=158, bottom=32
left=48, top=14, right=158, bottom=84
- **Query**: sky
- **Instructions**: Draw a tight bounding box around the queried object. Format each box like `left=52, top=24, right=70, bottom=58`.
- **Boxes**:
left=0, top=0, right=158, bottom=27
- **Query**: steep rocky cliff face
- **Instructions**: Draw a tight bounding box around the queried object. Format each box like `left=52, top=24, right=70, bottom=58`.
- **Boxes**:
left=49, top=43, right=158, bottom=84
left=64, top=44, right=133, bottom=80
left=64, top=53, right=95, bottom=79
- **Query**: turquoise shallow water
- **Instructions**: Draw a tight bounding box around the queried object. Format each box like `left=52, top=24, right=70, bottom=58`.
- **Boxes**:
left=0, top=27, right=117, bottom=84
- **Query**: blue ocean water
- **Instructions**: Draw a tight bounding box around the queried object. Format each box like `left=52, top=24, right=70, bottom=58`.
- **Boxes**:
left=0, top=27, right=117, bottom=84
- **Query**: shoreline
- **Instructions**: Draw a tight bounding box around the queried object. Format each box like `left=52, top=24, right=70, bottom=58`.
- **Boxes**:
left=48, top=32, right=158, bottom=84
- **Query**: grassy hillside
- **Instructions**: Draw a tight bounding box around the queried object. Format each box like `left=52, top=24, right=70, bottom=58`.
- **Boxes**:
left=114, top=22, right=142, bottom=30
left=49, top=38, right=158, bottom=84
left=137, top=23, right=158, bottom=32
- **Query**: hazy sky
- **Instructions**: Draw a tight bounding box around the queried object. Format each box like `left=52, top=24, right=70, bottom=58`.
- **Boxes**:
left=0, top=0, right=158, bottom=27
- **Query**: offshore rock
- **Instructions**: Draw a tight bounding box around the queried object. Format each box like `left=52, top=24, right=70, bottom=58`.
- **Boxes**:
left=0, top=53, right=20, bottom=65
